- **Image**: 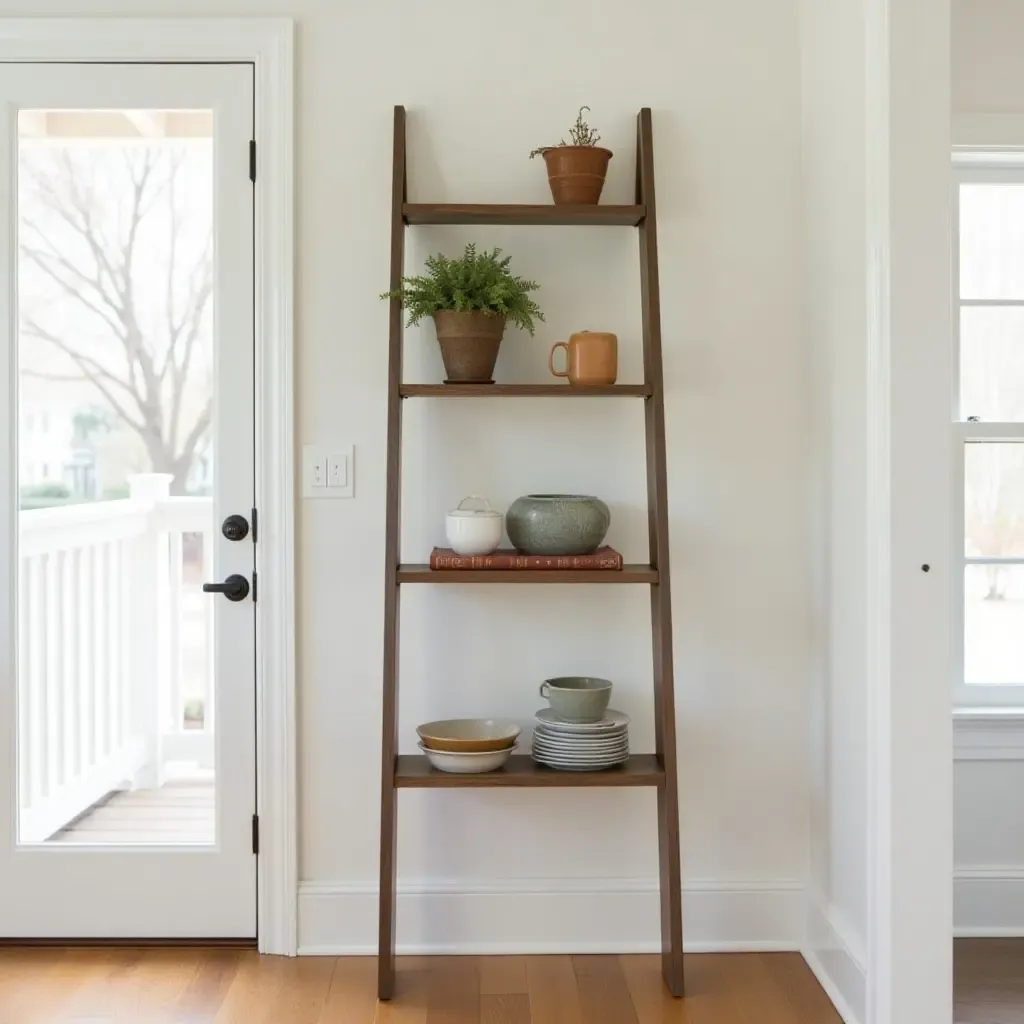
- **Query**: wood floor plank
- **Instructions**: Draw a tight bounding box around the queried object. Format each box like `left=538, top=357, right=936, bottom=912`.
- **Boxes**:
left=376, top=961, right=431, bottom=1023
left=261, top=955, right=337, bottom=1023
left=955, top=937, right=1024, bottom=1023
left=573, top=955, right=640, bottom=1024
left=620, top=954, right=693, bottom=1022
left=756, top=953, right=843, bottom=1024
left=479, top=956, right=529, bottom=995
left=0, top=949, right=107, bottom=1022
left=526, top=955, right=583, bottom=1024
left=0, top=948, right=878, bottom=1023
left=319, top=956, right=377, bottom=1023
left=171, top=949, right=242, bottom=1020
left=480, top=993, right=531, bottom=1023
left=106, top=947, right=202, bottom=1018
left=213, top=949, right=290, bottom=1023
left=426, top=956, right=480, bottom=1024
left=664, top=955, right=745, bottom=1024
left=46, top=949, right=148, bottom=1019
left=723, top=954, right=803, bottom=1024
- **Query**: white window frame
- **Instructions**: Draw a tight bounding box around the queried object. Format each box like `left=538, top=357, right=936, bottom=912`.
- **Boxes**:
left=952, top=152, right=1024, bottom=711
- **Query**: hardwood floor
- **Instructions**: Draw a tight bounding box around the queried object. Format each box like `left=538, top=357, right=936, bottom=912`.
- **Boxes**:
left=956, top=938, right=1024, bottom=1023
left=0, top=949, right=844, bottom=1022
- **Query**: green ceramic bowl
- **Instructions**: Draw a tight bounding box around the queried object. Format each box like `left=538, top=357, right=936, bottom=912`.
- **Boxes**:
left=505, top=494, right=610, bottom=556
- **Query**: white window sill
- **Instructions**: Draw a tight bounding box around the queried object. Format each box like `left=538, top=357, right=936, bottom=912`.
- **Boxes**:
left=954, top=708, right=1024, bottom=760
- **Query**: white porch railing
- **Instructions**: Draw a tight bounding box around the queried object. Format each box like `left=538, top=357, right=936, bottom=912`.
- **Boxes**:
left=18, top=474, right=214, bottom=842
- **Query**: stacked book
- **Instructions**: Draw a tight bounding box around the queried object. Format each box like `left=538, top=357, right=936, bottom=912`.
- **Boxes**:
left=429, top=546, right=623, bottom=571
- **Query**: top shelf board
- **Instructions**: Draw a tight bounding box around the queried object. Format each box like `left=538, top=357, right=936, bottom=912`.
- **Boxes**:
left=400, top=384, right=651, bottom=398
left=403, top=204, right=646, bottom=227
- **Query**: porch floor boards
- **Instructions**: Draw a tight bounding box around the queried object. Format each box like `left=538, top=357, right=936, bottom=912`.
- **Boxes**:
left=51, top=780, right=215, bottom=844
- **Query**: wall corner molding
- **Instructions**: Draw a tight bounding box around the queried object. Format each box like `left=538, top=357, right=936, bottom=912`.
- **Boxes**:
left=803, top=890, right=867, bottom=1024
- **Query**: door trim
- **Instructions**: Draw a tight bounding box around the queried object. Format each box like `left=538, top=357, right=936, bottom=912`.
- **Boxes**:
left=0, top=18, right=297, bottom=955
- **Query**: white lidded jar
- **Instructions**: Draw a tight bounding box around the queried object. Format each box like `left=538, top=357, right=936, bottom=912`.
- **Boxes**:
left=445, top=495, right=504, bottom=556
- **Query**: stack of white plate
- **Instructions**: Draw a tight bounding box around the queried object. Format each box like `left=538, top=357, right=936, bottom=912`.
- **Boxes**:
left=531, top=709, right=630, bottom=771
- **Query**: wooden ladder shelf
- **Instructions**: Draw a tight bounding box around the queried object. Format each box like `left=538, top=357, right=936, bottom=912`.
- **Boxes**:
left=378, top=105, right=683, bottom=1001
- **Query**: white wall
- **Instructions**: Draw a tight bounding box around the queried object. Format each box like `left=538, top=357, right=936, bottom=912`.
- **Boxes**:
left=952, top=0, right=1024, bottom=937
left=802, top=1, right=954, bottom=1021
left=288, top=0, right=812, bottom=953
left=0, top=0, right=812, bottom=951
left=800, top=0, right=870, bottom=1016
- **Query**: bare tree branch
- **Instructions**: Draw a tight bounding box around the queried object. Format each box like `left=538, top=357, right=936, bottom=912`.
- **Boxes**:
left=21, top=320, right=146, bottom=435
left=20, top=241, right=126, bottom=340
left=19, top=141, right=213, bottom=492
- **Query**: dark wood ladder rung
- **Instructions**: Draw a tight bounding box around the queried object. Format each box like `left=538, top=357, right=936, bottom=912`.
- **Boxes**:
left=395, top=754, right=665, bottom=788
left=378, top=105, right=683, bottom=1003
left=403, top=203, right=645, bottom=226
left=400, top=383, right=652, bottom=398
left=397, top=564, right=658, bottom=584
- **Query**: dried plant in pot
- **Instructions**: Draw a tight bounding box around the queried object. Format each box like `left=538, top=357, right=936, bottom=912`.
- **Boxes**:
left=381, top=244, right=543, bottom=383
left=530, top=106, right=613, bottom=205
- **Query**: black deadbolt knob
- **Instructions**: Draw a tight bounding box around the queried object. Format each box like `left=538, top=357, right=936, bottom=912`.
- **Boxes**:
left=222, top=514, right=250, bottom=542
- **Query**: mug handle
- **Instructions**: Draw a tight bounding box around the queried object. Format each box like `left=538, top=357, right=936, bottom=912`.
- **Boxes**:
left=539, top=682, right=550, bottom=698
left=548, top=342, right=569, bottom=378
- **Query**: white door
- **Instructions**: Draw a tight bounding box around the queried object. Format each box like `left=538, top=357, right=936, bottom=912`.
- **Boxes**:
left=0, top=63, right=256, bottom=937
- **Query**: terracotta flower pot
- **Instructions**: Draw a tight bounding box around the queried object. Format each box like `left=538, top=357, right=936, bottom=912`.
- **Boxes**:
left=541, top=146, right=613, bottom=205
left=433, top=310, right=506, bottom=383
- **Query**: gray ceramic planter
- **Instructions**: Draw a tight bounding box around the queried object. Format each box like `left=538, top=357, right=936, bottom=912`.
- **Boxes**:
left=505, top=494, right=611, bottom=556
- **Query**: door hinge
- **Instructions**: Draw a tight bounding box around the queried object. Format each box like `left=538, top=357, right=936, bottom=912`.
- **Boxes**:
left=249, top=140, right=257, bottom=183
left=251, top=571, right=258, bottom=604
left=251, top=507, right=258, bottom=543
left=252, top=813, right=259, bottom=855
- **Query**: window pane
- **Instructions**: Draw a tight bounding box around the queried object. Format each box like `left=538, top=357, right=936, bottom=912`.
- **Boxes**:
left=960, top=307, right=1024, bottom=421
left=966, top=443, right=1024, bottom=557
left=965, top=565, right=1024, bottom=685
left=17, top=110, right=216, bottom=845
left=960, top=183, right=1024, bottom=299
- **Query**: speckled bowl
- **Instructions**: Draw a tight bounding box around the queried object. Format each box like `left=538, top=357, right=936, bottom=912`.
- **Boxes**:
left=505, top=494, right=610, bottom=556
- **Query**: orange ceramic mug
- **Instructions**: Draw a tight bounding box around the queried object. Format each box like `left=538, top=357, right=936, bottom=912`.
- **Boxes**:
left=548, top=331, right=618, bottom=386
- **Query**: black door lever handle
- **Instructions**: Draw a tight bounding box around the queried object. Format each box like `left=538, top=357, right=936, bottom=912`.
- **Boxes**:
left=202, top=574, right=250, bottom=602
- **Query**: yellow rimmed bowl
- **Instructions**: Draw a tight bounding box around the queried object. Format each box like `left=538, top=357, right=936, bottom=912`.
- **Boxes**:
left=416, top=718, right=521, bottom=754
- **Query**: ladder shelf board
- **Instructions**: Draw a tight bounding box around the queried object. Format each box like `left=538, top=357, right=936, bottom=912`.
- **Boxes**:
left=395, top=754, right=664, bottom=788
left=397, top=565, right=659, bottom=584
left=403, top=203, right=646, bottom=226
left=400, top=383, right=651, bottom=398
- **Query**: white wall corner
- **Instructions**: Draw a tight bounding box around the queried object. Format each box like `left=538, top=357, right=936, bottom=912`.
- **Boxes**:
left=296, top=878, right=804, bottom=956
left=802, top=891, right=867, bottom=1024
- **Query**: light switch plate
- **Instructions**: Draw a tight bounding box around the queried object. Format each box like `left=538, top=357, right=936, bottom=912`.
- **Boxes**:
left=303, top=444, right=354, bottom=499
left=327, top=446, right=354, bottom=498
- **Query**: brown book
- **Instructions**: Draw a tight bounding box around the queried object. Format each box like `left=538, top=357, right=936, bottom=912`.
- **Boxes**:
left=429, top=546, right=624, bottom=571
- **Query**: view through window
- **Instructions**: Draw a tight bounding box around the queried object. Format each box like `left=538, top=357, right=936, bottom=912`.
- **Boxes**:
left=16, top=110, right=216, bottom=844
left=955, top=160, right=1024, bottom=706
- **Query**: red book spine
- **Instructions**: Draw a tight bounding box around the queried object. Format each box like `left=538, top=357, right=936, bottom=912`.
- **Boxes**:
left=429, top=547, right=623, bottom=570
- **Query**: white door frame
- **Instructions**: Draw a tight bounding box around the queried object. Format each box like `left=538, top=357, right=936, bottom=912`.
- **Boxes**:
left=864, top=0, right=953, bottom=1021
left=0, top=18, right=296, bottom=955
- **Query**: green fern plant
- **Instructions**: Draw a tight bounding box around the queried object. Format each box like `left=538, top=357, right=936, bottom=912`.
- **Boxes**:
left=381, top=244, right=544, bottom=334
left=530, top=106, right=602, bottom=158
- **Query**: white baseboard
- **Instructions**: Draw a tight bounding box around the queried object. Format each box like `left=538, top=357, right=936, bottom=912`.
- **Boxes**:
left=955, top=865, right=1024, bottom=936
left=297, top=877, right=804, bottom=955
left=802, top=892, right=866, bottom=1024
